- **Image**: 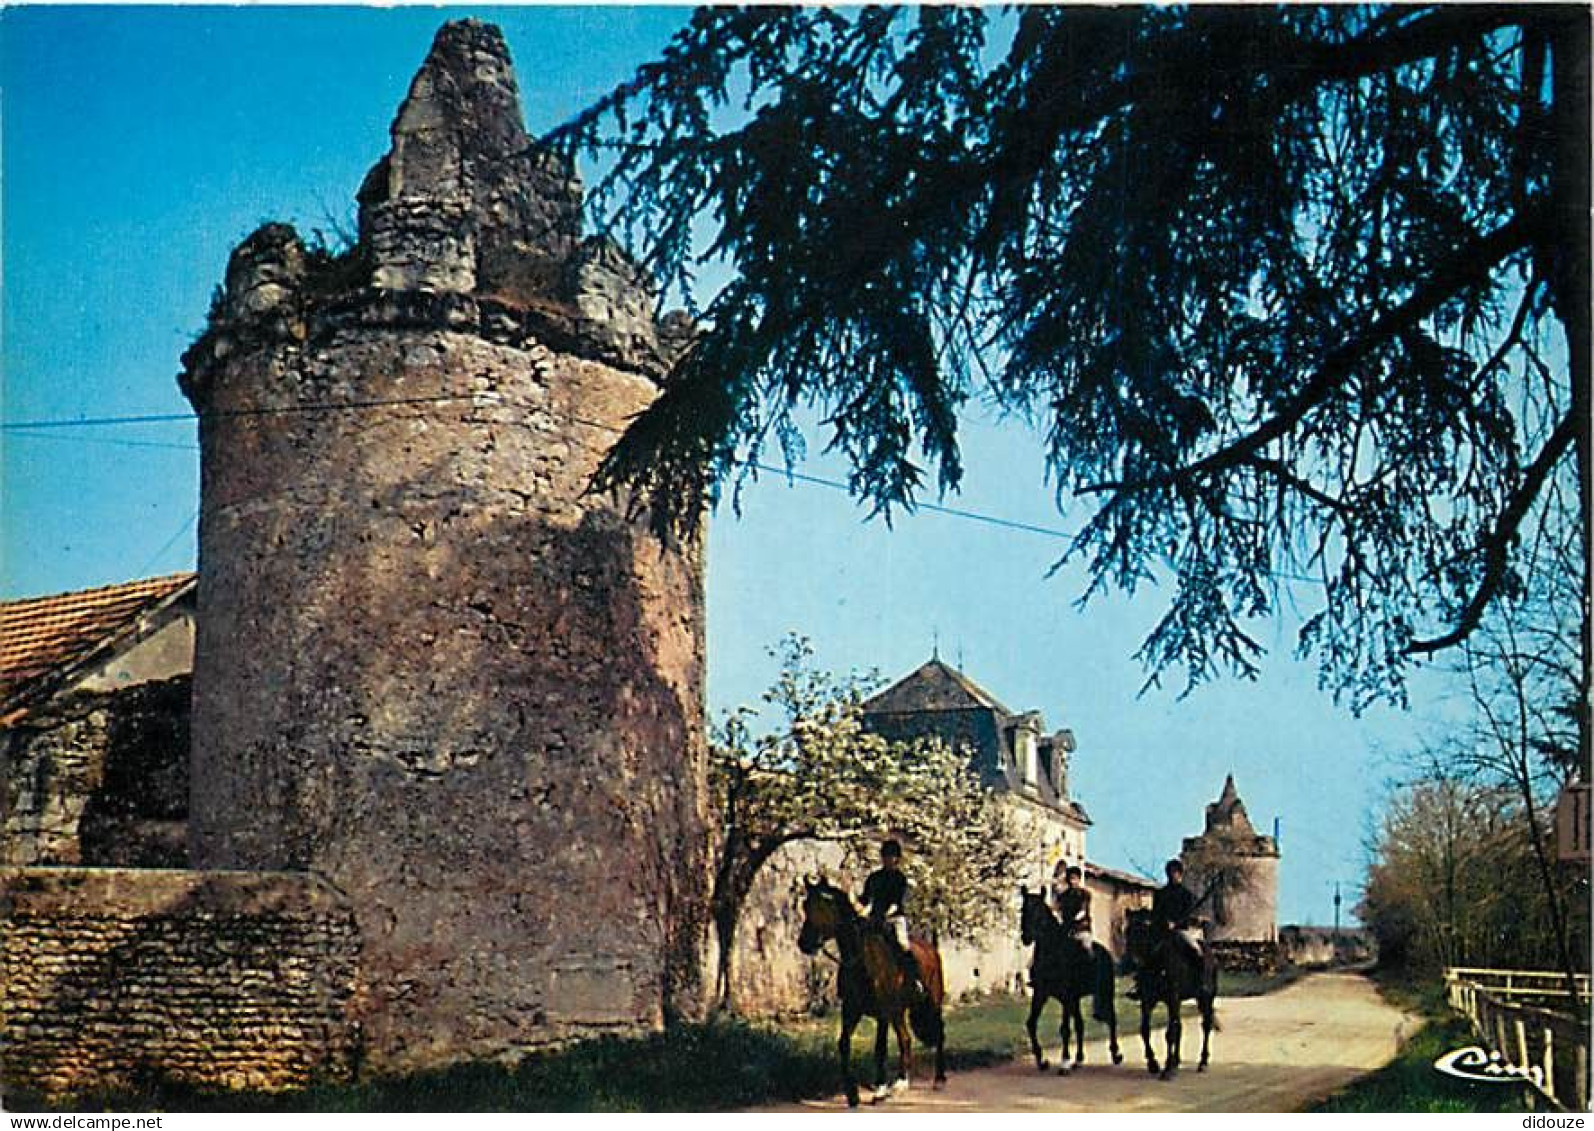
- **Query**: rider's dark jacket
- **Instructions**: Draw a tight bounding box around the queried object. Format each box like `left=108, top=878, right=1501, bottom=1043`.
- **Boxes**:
left=1055, top=885, right=1092, bottom=932
left=860, top=867, right=908, bottom=924
left=1152, top=880, right=1198, bottom=928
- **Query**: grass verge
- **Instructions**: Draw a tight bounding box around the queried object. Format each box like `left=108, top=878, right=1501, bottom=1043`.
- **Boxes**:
left=17, top=971, right=1316, bottom=1112
left=12, top=994, right=1029, bottom=1113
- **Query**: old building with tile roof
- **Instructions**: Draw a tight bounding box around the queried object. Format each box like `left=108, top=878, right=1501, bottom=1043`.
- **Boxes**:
left=1, top=574, right=194, bottom=724
left=1, top=574, right=196, bottom=866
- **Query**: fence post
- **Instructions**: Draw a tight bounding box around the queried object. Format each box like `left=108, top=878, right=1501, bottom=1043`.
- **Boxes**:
left=1576, top=1038, right=1588, bottom=1112
left=1544, top=1024, right=1556, bottom=1104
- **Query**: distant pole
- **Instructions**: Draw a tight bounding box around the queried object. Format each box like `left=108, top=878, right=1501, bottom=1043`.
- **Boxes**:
left=1333, top=881, right=1342, bottom=940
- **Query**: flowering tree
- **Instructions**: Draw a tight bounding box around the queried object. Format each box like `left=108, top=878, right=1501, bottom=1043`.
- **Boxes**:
left=709, top=635, right=1026, bottom=1010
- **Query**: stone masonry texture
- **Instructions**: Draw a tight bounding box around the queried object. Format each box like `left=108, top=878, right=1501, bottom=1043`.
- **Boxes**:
left=0, top=868, right=359, bottom=1099
left=3, top=677, right=191, bottom=870
left=177, top=20, right=709, bottom=1072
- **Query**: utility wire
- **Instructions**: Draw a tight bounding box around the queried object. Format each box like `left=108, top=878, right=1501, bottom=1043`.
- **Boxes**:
left=135, top=509, right=200, bottom=577
left=0, top=394, right=476, bottom=431
left=4, top=428, right=199, bottom=452
left=2, top=398, right=1092, bottom=544
left=1, top=399, right=1330, bottom=582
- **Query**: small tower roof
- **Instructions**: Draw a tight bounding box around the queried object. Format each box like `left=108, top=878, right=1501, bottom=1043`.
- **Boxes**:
left=1205, top=774, right=1257, bottom=836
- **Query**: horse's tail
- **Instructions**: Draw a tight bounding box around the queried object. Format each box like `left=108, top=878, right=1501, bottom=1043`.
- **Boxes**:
left=909, top=941, right=946, bottom=1047
left=1091, top=945, right=1116, bottom=1023
left=909, top=996, right=945, bottom=1046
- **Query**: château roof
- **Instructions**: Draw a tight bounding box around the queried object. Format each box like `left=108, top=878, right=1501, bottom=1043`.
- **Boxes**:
left=860, top=657, right=1012, bottom=716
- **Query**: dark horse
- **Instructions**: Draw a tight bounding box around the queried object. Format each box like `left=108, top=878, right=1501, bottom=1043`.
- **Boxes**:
left=797, top=878, right=948, bottom=1107
left=1124, top=908, right=1219, bottom=1079
left=1019, top=888, right=1122, bottom=1073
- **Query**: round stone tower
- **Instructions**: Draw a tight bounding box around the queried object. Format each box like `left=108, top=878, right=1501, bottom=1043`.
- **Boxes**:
left=178, top=21, right=707, bottom=1070
left=1180, top=775, right=1280, bottom=947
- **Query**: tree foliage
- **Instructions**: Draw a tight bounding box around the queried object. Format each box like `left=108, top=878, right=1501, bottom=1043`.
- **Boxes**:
left=1364, top=484, right=1587, bottom=984
left=708, top=636, right=1026, bottom=1009
left=548, top=5, right=1589, bottom=709
left=1360, top=771, right=1565, bottom=972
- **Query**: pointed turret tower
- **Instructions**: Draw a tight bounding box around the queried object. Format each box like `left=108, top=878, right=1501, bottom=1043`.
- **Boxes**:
left=179, top=21, right=708, bottom=1070
left=1181, top=775, right=1280, bottom=962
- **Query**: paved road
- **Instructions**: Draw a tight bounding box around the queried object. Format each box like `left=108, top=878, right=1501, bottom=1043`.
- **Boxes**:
left=756, top=971, right=1417, bottom=1113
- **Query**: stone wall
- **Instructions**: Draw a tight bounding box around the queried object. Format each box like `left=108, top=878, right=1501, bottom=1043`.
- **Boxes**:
left=1210, top=938, right=1280, bottom=975
left=177, top=21, right=708, bottom=1071
left=1, top=868, right=359, bottom=1099
left=3, top=676, right=191, bottom=869
left=724, top=840, right=842, bottom=1017
left=1277, top=925, right=1376, bottom=968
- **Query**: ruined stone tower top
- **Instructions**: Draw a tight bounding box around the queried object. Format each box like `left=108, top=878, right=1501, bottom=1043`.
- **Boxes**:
left=182, top=19, right=675, bottom=406
left=355, top=20, right=582, bottom=302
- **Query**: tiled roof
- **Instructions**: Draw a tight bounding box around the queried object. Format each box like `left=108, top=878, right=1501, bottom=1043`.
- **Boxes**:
left=1085, top=861, right=1159, bottom=892
left=0, top=573, right=196, bottom=715
left=860, top=658, right=1013, bottom=716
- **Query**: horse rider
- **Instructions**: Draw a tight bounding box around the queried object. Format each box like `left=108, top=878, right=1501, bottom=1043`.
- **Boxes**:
left=860, top=838, right=928, bottom=997
left=1152, top=858, right=1205, bottom=965
left=1051, top=862, right=1093, bottom=946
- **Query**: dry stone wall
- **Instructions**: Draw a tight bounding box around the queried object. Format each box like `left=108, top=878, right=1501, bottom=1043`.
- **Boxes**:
left=178, top=20, right=708, bottom=1072
left=1, top=868, right=358, bottom=1099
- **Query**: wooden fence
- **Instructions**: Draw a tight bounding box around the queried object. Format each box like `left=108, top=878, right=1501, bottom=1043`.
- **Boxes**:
left=1444, top=967, right=1590, bottom=1110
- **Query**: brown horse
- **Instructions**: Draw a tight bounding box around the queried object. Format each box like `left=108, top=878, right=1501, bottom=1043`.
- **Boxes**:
left=797, top=878, right=947, bottom=1107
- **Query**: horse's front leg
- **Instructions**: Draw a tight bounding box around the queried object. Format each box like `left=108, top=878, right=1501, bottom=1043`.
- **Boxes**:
left=1160, top=996, right=1182, bottom=1081
left=1140, top=996, right=1159, bottom=1076
left=839, top=1007, right=862, bottom=1108
left=890, top=1010, right=915, bottom=1096
left=1198, top=994, right=1214, bottom=1072
left=1026, top=992, right=1048, bottom=1070
left=1055, top=1000, right=1072, bottom=1077
left=1071, top=995, right=1087, bottom=1065
left=873, top=1018, right=890, bottom=1091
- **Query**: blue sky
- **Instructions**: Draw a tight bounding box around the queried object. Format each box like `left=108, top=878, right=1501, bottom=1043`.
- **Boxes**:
left=1, top=6, right=1462, bottom=925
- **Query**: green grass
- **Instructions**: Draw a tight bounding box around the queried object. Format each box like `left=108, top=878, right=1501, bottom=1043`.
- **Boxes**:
left=17, top=973, right=1310, bottom=1113
left=13, top=996, right=1030, bottom=1113
left=1309, top=971, right=1535, bottom=1114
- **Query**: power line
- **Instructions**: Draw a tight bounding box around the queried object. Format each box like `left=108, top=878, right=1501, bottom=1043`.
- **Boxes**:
left=4, top=429, right=199, bottom=452
left=135, top=509, right=200, bottom=577
left=1, top=398, right=1091, bottom=543
left=0, top=399, right=1329, bottom=581
left=0, top=394, right=476, bottom=432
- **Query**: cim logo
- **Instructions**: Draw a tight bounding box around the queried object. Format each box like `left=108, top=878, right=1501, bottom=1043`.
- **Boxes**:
left=1433, top=1045, right=1545, bottom=1088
